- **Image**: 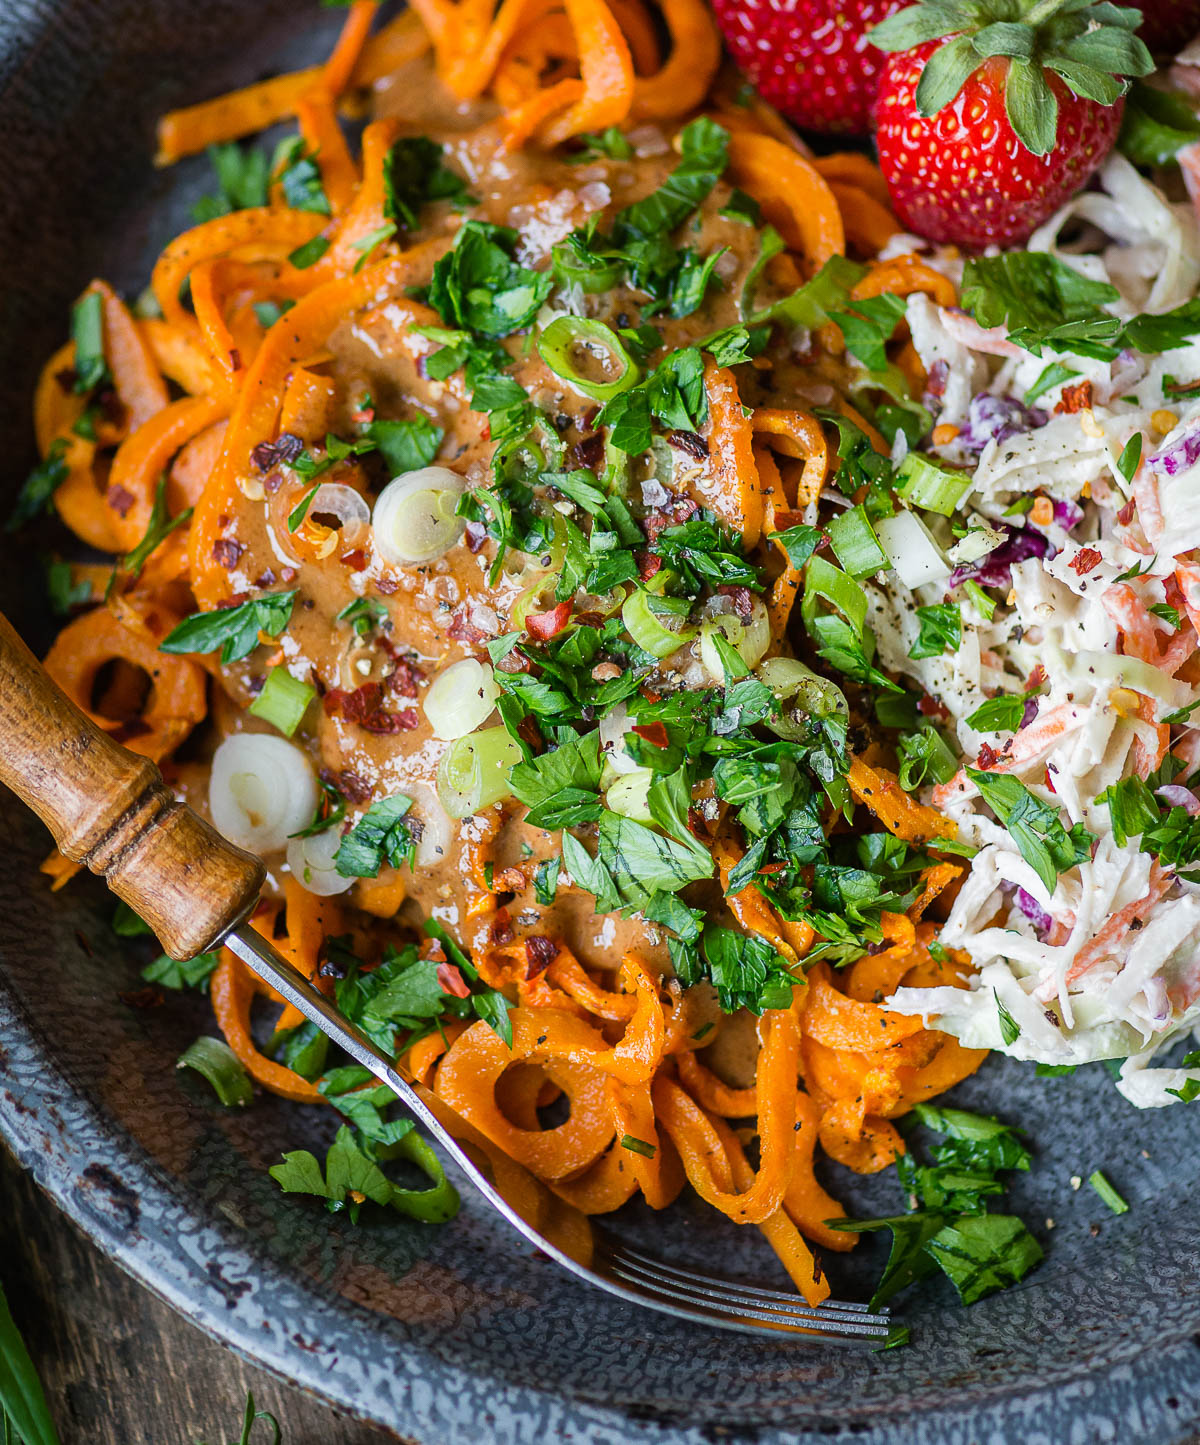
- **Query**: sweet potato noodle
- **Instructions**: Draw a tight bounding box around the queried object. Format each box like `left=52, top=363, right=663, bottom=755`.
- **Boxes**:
left=34, top=0, right=986, bottom=1305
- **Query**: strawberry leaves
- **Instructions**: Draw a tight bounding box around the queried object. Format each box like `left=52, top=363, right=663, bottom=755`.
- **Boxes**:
left=870, top=0, right=1151, bottom=157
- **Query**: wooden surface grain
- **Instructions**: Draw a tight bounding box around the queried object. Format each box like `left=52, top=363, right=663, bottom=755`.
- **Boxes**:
left=1, top=1146, right=404, bottom=1445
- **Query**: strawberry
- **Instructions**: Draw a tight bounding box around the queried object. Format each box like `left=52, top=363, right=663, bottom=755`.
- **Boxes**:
left=871, top=0, right=1154, bottom=250
left=708, top=0, right=909, bottom=135
left=1139, top=2, right=1200, bottom=55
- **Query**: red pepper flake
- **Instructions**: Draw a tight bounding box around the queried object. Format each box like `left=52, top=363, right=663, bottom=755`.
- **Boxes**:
left=1069, top=547, right=1103, bottom=575
left=378, top=645, right=425, bottom=696
left=666, top=429, right=708, bottom=459
left=351, top=405, right=376, bottom=425
left=212, top=538, right=243, bottom=570
left=323, top=682, right=419, bottom=734
left=253, top=569, right=277, bottom=588
left=524, top=935, right=559, bottom=978
left=375, top=575, right=399, bottom=595
left=490, top=908, right=513, bottom=946
left=263, top=470, right=284, bottom=495
left=925, top=359, right=949, bottom=399
left=918, top=695, right=950, bottom=721
left=436, top=962, right=471, bottom=999
left=635, top=550, right=662, bottom=581
left=106, top=484, right=135, bottom=517
left=340, top=547, right=369, bottom=572
left=464, top=520, right=487, bottom=554
left=1116, top=498, right=1136, bottom=526
left=717, top=584, right=754, bottom=620
left=1054, top=380, right=1093, bottom=415
left=1044, top=766, right=1057, bottom=794
left=279, top=566, right=297, bottom=584
left=319, top=766, right=372, bottom=804
left=569, top=433, right=605, bottom=470
left=525, top=600, right=572, bottom=640
left=494, top=866, right=526, bottom=893
left=639, top=683, right=662, bottom=704
left=757, top=861, right=786, bottom=875
left=632, top=721, right=669, bottom=749
left=644, top=496, right=699, bottom=543
left=1026, top=663, right=1047, bottom=691
left=687, top=806, right=711, bottom=841
left=251, top=433, right=303, bottom=472
left=976, top=742, right=998, bottom=770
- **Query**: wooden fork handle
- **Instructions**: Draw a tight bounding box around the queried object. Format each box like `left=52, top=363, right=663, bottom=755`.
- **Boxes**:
left=0, top=611, right=264, bottom=959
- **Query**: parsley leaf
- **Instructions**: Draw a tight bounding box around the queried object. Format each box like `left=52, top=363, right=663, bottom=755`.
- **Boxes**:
left=383, top=136, right=475, bottom=231
left=966, top=769, right=1093, bottom=896
left=113, top=474, right=192, bottom=587
left=908, top=603, right=961, bottom=660
left=159, top=589, right=298, bottom=665
left=9, top=440, right=69, bottom=531
left=272, top=136, right=331, bottom=216
left=334, top=795, right=417, bottom=877
left=364, top=415, right=443, bottom=474
left=422, top=219, right=552, bottom=338
left=965, top=694, right=1030, bottom=732
left=191, top=141, right=270, bottom=222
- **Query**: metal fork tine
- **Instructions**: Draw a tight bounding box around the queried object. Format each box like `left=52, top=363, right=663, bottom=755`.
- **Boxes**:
left=604, top=1259, right=891, bottom=1339
left=611, top=1246, right=888, bottom=1320
left=609, top=1253, right=891, bottom=1335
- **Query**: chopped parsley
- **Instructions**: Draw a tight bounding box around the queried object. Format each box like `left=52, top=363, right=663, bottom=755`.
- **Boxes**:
left=159, top=589, right=298, bottom=665
left=967, top=769, right=1093, bottom=896
left=382, top=136, right=475, bottom=231
left=831, top=1105, right=1041, bottom=1310
left=334, top=795, right=417, bottom=877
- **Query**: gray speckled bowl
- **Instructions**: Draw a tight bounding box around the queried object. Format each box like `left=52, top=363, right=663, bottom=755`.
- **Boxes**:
left=1, top=4, right=1199, bottom=1441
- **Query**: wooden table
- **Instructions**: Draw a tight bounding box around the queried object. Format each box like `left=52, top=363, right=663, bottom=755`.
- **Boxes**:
left=2, top=1147, right=402, bottom=1444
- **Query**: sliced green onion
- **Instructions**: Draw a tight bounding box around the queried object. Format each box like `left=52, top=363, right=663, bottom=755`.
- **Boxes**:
left=424, top=658, right=498, bottom=740
left=698, top=602, right=770, bottom=682
left=828, top=504, right=888, bottom=579
left=896, top=452, right=974, bottom=516
left=537, top=317, right=640, bottom=402
left=551, top=239, right=623, bottom=293
left=71, top=289, right=109, bottom=393
left=437, top=726, right=523, bottom=818
left=801, top=554, right=867, bottom=642
left=248, top=666, right=316, bottom=738
left=177, top=1036, right=253, bottom=1107
left=757, top=656, right=848, bottom=741
left=372, top=466, right=464, bottom=565
left=622, top=584, right=696, bottom=658
left=511, top=573, right=561, bottom=631
left=1088, top=1170, right=1129, bottom=1215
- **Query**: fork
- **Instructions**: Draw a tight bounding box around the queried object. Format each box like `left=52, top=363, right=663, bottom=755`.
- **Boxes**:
left=0, top=611, right=893, bottom=1344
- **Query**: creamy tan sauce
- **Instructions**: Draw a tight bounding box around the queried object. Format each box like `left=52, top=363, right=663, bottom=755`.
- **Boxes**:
left=197, top=67, right=809, bottom=1040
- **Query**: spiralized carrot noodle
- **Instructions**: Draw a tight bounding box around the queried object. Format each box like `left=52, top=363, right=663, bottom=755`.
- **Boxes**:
left=30, top=0, right=997, bottom=1313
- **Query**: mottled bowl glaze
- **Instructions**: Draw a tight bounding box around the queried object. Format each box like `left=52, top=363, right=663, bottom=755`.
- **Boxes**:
left=1, top=4, right=1199, bottom=1441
